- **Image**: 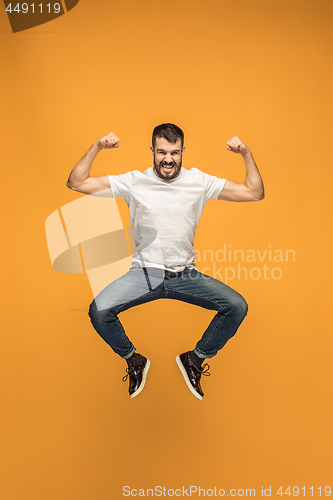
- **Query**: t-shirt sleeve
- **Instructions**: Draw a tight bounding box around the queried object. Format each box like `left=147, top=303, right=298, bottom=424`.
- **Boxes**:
left=202, top=172, right=227, bottom=202
left=107, top=171, right=136, bottom=204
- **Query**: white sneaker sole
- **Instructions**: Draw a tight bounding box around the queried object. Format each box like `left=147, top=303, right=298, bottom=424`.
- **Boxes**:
left=130, top=358, right=151, bottom=399
left=175, top=355, right=203, bottom=401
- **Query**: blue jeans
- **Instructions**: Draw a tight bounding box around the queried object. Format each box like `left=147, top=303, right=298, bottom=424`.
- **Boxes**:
left=88, top=267, right=248, bottom=359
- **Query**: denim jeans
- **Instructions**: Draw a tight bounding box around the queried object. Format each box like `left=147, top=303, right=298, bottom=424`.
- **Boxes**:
left=88, top=267, right=248, bottom=359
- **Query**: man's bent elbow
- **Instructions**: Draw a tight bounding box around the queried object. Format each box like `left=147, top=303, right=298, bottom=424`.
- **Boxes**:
left=256, top=192, right=265, bottom=201
left=252, top=189, right=265, bottom=201
left=66, top=180, right=78, bottom=191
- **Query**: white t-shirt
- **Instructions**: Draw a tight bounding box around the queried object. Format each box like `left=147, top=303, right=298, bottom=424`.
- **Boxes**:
left=108, top=167, right=227, bottom=271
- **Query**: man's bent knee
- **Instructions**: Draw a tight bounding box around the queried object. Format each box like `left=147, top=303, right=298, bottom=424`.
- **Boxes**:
left=228, top=294, right=248, bottom=320
left=239, top=296, right=248, bottom=318
left=88, top=300, right=114, bottom=324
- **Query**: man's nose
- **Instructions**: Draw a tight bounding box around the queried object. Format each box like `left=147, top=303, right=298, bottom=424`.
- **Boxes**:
left=164, top=154, right=173, bottom=163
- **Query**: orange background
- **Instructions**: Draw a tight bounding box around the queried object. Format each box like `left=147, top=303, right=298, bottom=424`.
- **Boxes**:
left=1, top=0, right=333, bottom=498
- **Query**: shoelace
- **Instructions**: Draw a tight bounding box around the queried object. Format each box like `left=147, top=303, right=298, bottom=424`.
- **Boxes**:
left=122, top=359, right=210, bottom=381
left=189, top=357, right=211, bottom=376
left=200, top=363, right=211, bottom=376
left=122, top=359, right=140, bottom=382
left=122, top=369, right=131, bottom=383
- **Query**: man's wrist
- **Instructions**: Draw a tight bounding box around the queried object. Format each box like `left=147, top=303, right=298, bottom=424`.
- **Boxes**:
left=92, top=140, right=104, bottom=151
left=241, top=149, right=252, bottom=158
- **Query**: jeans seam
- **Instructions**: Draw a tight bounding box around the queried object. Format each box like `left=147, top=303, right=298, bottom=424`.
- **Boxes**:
left=200, top=313, right=225, bottom=353
left=167, top=290, right=227, bottom=312
left=113, top=290, right=163, bottom=315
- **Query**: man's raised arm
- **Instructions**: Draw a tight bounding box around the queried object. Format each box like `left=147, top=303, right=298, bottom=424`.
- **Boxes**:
left=66, top=132, right=120, bottom=195
left=218, top=136, right=265, bottom=202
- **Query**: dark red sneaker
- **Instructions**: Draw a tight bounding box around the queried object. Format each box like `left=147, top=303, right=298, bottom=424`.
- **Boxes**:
left=122, top=354, right=150, bottom=398
left=175, top=351, right=210, bottom=400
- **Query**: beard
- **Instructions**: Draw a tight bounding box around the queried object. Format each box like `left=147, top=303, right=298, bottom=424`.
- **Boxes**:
left=153, top=156, right=182, bottom=181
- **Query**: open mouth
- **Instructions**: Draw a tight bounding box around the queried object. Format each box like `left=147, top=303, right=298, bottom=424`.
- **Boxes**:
left=161, top=163, right=175, bottom=171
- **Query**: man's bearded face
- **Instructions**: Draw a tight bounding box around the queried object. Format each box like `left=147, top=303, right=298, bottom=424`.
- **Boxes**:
left=152, top=137, right=184, bottom=181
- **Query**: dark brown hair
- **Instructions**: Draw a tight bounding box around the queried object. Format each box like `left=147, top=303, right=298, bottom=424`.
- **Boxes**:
left=152, top=123, right=184, bottom=149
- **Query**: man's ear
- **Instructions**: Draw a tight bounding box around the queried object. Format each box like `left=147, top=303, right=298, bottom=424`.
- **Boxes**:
left=182, top=146, right=186, bottom=155
left=150, top=145, right=154, bottom=156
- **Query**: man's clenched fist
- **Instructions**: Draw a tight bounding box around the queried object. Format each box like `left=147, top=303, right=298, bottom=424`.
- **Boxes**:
left=226, top=136, right=250, bottom=155
left=96, top=132, right=120, bottom=149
